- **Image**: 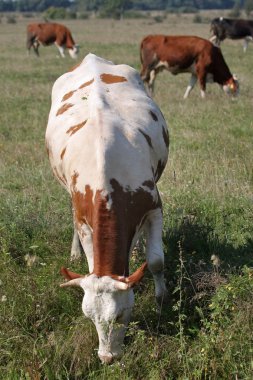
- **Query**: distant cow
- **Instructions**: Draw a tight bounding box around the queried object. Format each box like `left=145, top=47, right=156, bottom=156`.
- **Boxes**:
left=27, top=22, right=79, bottom=58
left=140, top=35, right=239, bottom=99
left=210, top=17, right=253, bottom=52
left=46, top=54, right=169, bottom=363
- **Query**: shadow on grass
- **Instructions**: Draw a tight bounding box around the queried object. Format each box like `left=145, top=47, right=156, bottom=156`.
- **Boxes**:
left=133, top=216, right=253, bottom=336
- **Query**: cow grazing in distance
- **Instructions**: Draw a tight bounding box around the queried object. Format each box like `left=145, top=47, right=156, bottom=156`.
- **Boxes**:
left=210, top=17, right=253, bottom=52
left=46, top=54, right=169, bottom=363
left=140, top=35, right=239, bottom=99
left=27, top=22, right=79, bottom=58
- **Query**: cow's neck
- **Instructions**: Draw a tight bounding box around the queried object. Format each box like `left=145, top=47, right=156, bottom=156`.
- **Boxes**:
left=92, top=189, right=129, bottom=277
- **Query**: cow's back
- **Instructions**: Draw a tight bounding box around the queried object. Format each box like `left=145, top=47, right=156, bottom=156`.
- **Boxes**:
left=46, top=54, right=168, bottom=195
left=141, top=35, right=213, bottom=67
left=27, top=23, right=71, bottom=45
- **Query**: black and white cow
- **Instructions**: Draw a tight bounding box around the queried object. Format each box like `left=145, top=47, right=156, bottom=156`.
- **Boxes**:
left=210, top=17, right=253, bottom=52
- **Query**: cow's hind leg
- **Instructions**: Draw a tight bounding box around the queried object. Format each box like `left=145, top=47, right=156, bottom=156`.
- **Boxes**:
left=145, top=208, right=168, bottom=307
left=33, top=40, right=40, bottom=57
left=75, top=223, right=94, bottom=273
left=147, top=69, right=156, bottom=96
left=183, top=74, right=197, bottom=99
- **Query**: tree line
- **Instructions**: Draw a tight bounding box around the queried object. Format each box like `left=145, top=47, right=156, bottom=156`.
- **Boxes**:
left=0, top=0, right=252, bottom=15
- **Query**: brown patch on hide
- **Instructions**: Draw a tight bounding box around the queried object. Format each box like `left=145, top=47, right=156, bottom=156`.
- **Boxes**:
left=67, top=120, right=87, bottom=136
left=79, top=78, right=94, bottom=89
left=71, top=173, right=93, bottom=227
left=68, top=62, right=81, bottom=72
left=56, top=103, right=73, bottom=116
left=100, top=73, right=127, bottom=84
left=62, top=90, right=76, bottom=102
left=93, top=179, right=161, bottom=277
left=71, top=175, right=160, bottom=277
left=60, top=147, right=66, bottom=160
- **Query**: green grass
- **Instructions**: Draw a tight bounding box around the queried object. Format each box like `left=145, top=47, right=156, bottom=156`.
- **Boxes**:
left=1, top=13, right=253, bottom=379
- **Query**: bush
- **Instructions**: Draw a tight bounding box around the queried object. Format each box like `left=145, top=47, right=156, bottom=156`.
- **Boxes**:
left=65, top=11, right=77, bottom=20
left=44, top=7, right=67, bottom=20
left=22, top=13, right=34, bottom=18
left=78, top=12, right=89, bottom=20
left=153, top=15, right=165, bottom=23
left=193, top=14, right=202, bottom=23
left=6, top=15, right=16, bottom=24
left=124, top=11, right=148, bottom=19
left=44, top=8, right=77, bottom=20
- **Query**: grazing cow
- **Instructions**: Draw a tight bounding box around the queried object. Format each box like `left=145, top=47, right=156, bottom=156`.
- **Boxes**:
left=210, top=17, right=253, bottom=52
left=140, top=35, right=239, bottom=99
left=27, top=22, right=79, bottom=58
left=46, top=54, right=169, bottom=363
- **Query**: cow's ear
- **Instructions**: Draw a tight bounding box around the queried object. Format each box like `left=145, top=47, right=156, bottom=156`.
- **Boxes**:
left=60, top=267, right=86, bottom=288
left=126, top=262, right=147, bottom=286
left=60, top=267, right=85, bottom=280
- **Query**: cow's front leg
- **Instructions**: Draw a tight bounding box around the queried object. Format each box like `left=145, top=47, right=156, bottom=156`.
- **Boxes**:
left=195, top=63, right=207, bottom=98
left=71, top=226, right=83, bottom=261
left=55, top=43, right=66, bottom=58
left=76, top=222, right=94, bottom=273
left=145, top=208, right=168, bottom=307
left=33, top=40, right=40, bottom=57
left=183, top=74, right=197, bottom=99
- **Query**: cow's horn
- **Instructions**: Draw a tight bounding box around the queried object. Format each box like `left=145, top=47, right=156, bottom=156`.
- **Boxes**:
left=114, top=281, right=130, bottom=291
left=60, top=278, right=83, bottom=288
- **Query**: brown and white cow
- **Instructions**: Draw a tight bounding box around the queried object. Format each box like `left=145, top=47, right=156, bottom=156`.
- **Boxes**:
left=27, top=22, right=79, bottom=58
left=46, top=54, right=169, bottom=363
left=140, top=35, right=239, bottom=99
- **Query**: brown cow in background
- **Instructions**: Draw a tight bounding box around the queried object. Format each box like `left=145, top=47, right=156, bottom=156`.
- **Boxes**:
left=140, top=35, right=239, bottom=99
left=27, top=22, right=79, bottom=59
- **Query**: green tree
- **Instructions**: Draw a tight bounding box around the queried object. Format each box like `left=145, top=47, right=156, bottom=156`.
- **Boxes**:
left=77, top=0, right=104, bottom=12
left=102, top=0, right=132, bottom=19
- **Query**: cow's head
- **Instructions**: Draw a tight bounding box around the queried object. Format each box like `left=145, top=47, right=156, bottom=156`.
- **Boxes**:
left=69, top=44, right=79, bottom=59
left=60, top=263, right=147, bottom=363
left=223, top=75, right=239, bottom=97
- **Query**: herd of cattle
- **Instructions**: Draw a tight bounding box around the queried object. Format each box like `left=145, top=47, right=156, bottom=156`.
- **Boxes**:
left=27, top=17, right=253, bottom=98
left=31, top=16, right=251, bottom=363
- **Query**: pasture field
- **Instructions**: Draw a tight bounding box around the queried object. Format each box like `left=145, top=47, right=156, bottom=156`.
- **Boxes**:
left=1, top=13, right=253, bottom=379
